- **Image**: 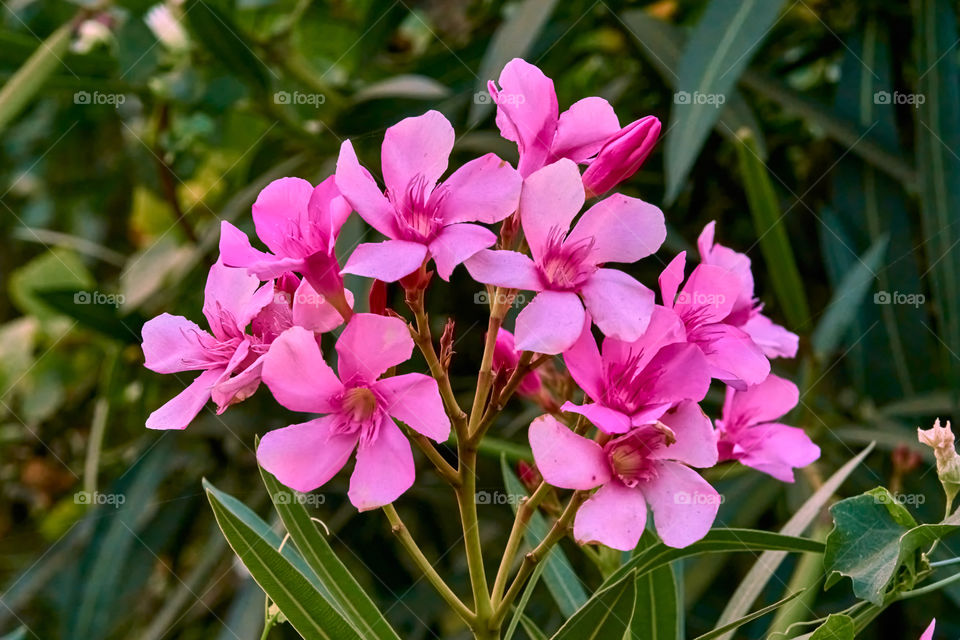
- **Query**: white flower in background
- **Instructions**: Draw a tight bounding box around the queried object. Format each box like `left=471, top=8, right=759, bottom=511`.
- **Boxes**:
left=145, top=4, right=190, bottom=53
left=72, top=19, right=112, bottom=54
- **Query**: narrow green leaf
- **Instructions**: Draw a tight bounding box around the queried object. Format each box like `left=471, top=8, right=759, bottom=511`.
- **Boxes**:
left=735, top=129, right=810, bottom=328
left=693, top=591, right=803, bottom=640
left=504, top=559, right=548, bottom=640
left=629, top=555, right=681, bottom=640
left=619, top=10, right=766, bottom=158
left=468, top=0, right=560, bottom=126
left=204, top=479, right=363, bottom=640
left=809, top=614, right=855, bottom=640
left=549, top=571, right=636, bottom=640
left=259, top=462, right=400, bottom=640
left=811, top=235, right=889, bottom=358
left=519, top=613, right=550, bottom=640
left=664, top=0, right=788, bottom=202
left=712, top=444, right=874, bottom=640
left=501, top=456, right=587, bottom=616
left=0, top=21, right=71, bottom=134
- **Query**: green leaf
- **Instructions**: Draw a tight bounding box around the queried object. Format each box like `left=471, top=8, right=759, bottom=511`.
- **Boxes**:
left=712, top=444, right=874, bottom=640
left=809, top=614, right=855, bottom=640
left=183, top=0, right=270, bottom=92
left=664, top=0, right=789, bottom=202
left=0, top=21, right=71, bottom=134
left=693, top=591, right=803, bottom=640
left=618, top=10, right=766, bottom=158
left=468, top=0, right=561, bottom=126
left=549, top=571, right=636, bottom=640
left=600, top=529, right=824, bottom=590
left=823, top=487, right=960, bottom=604
left=811, top=234, right=889, bottom=358
left=504, top=559, right=548, bottom=640
left=0, top=628, right=27, bottom=640
left=914, top=0, right=960, bottom=407
left=735, top=129, right=810, bottom=329
left=204, top=479, right=363, bottom=640
left=629, top=551, right=681, bottom=640
left=501, top=456, right=587, bottom=616
left=519, top=612, right=549, bottom=640
left=259, top=462, right=401, bottom=640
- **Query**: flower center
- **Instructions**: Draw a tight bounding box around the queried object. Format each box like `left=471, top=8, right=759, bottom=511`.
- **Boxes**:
left=537, top=227, right=595, bottom=290
left=342, top=387, right=378, bottom=422
left=606, top=423, right=675, bottom=487
left=388, top=174, right=446, bottom=242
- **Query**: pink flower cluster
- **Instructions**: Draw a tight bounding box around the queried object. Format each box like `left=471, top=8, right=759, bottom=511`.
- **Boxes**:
left=141, top=58, right=819, bottom=547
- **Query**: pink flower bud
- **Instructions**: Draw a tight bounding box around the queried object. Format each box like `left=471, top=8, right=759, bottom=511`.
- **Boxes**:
left=582, top=116, right=660, bottom=198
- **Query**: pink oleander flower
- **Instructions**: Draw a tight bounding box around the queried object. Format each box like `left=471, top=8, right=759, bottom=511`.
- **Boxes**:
left=920, top=620, right=936, bottom=640
left=581, top=116, right=660, bottom=198
left=560, top=309, right=711, bottom=434
left=489, top=58, right=659, bottom=192
left=493, top=329, right=541, bottom=397
left=142, top=261, right=279, bottom=429
left=219, top=175, right=354, bottom=322
left=334, top=110, right=522, bottom=283
left=530, top=409, right=720, bottom=550
left=659, top=251, right=769, bottom=389
left=257, top=314, right=451, bottom=510
left=698, top=222, right=799, bottom=358
left=466, top=159, right=666, bottom=354
left=716, top=374, right=820, bottom=482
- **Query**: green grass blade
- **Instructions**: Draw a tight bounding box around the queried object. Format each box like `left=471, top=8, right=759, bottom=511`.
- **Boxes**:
left=0, top=21, right=71, bottom=134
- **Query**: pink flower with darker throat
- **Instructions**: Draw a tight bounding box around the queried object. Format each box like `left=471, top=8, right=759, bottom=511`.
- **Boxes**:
left=530, top=409, right=719, bottom=550
left=716, top=374, right=820, bottom=482
left=334, top=110, right=522, bottom=283
left=659, top=251, right=770, bottom=389
left=257, top=314, right=450, bottom=510
left=466, top=159, right=666, bottom=354
left=142, top=261, right=279, bottom=429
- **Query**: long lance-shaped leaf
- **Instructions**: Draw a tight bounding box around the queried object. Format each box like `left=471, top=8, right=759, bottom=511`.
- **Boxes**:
left=204, top=479, right=363, bottom=640
left=549, top=570, right=636, bottom=640
left=711, top=443, right=875, bottom=640
left=693, top=591, right=804, bottom=640
left=664, top=0, right=789, bottom=202
left=628, top=550, right=682, bottom=640
left=259, top=461, right=400, bottom=640
left=0, top=20, right=72, bottom=134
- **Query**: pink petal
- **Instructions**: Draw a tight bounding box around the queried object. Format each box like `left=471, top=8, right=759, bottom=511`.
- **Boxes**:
left=560, top=401, right=632, bottom=435
left=262, top=326, right=342, bottom=413
left=601, top=305, right=686, bottom=374
left=348, top=416, right=415, bottom=510
left=335, top=313, right=414, bottom=384
left=252, top=177, right=315, bottom=256
left=741, top=312, right=799, bottom=359
left=734, top=423, right=820, bottom=482
left=581, top=268, right=655, bottom=342
left=520, top=159, right=585, bottom=262
left=429, top=223, right=497, bottom=281
left=566, top=194, right=666, bottom=264
left=551, top=96, right=621, bottom=162
left=514, top=290, right=585, bottom=355
left=491, top=59, right=559, bottom=177
left=257, top=415, right=358, bottom=493
left=146, top=368, right=222, bottom=430
left=437, top=153, right=522, bottom=224
left=202, top=260, right=265, bottom=339
left=638, top=343, right=711, bottom=408
left=581, top=116, right=661, bottom=197
left=341, top=240, right=428, bottom=282
left=335, top=140, right=397, bottom=238
left=691, top=323, right=770, bottom=388
left=381, top=110, right=453, bottom=195
left=659, top=252, right=687, bottom=310
left=307, top=175, right=353, bottom=247
left=562, top=315, right=604, bottom=401
left=573, top=481, right=648, bottom=551
left=142, top=313, right=211, bottom=373
left=640, top=461, right=719, bottom=548
left=374, top=373, right=450, bottom=442
left=291, top=279, right=353, bottom=333
left=529, top=414, right=610, bottom=490
left=464, top=249, right=541, bottom=290
left=651, top=401, right=717, bottom=468
left=724, top=374, right=799, bottom=426
left=211, top=354, right=264, bottom=413
left=219, top=221, right=301, bottom=280
left=920, top=619, right=936, bottom=640
left=676, top=264, right=740, bottom=324
left=697, top=221, right=755, bottom=317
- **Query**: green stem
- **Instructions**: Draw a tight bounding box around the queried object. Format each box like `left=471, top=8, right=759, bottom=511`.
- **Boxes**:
left=468, top=291, right=505, bottom=440
left=382, top=504, right=476, bottom=624
left=456, top=444, right=494, bottom=634
left=490, top=481, right=551, bottom=605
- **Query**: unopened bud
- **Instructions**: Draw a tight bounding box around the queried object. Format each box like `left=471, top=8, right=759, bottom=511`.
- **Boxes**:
left=918, top=418, right=960, bottom=506
left=582, top=116, right=660, bottom=198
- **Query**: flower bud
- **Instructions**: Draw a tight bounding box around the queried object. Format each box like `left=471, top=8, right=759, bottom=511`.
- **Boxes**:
left=918, top=418, right=960, bottom=506
left=581, top=116, right=660, bottom=198
left=368, top=279, right=388, bottom=316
